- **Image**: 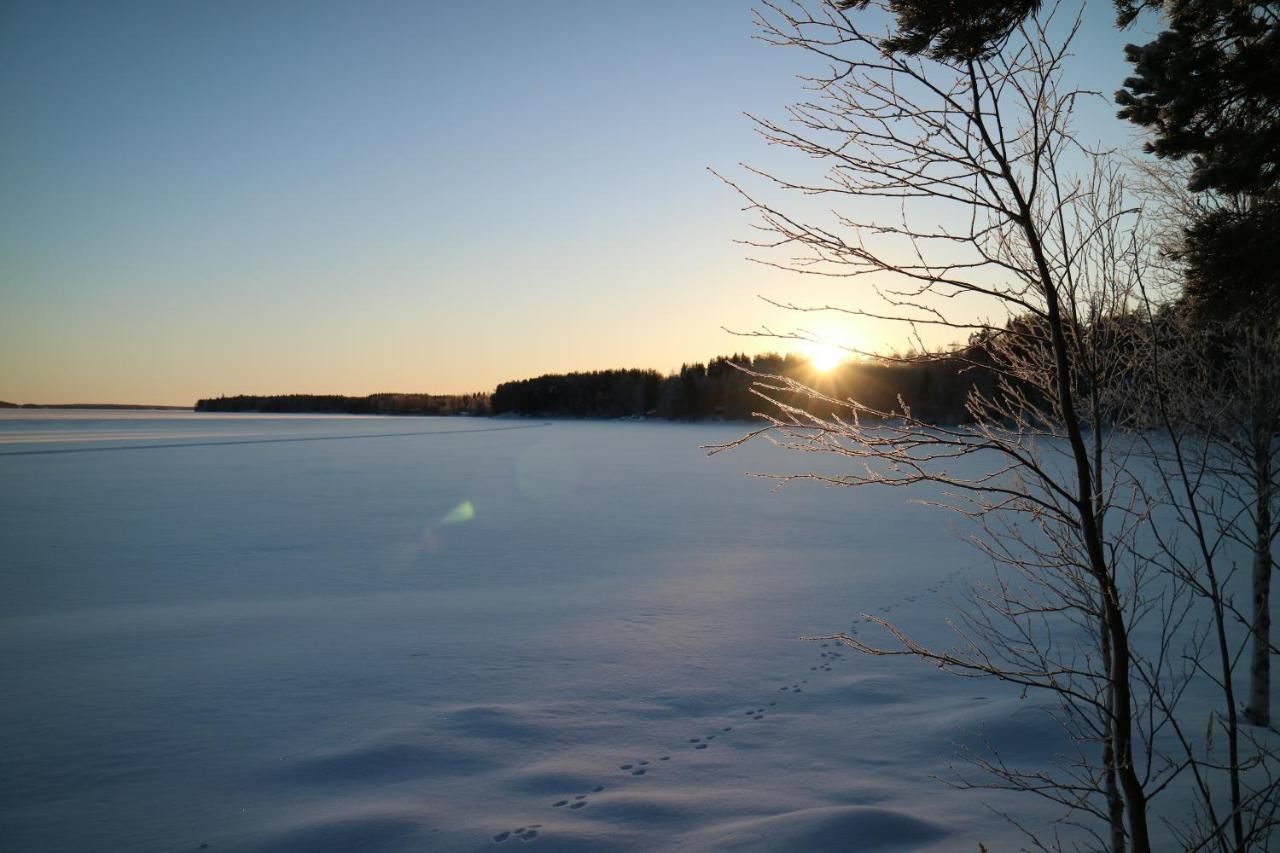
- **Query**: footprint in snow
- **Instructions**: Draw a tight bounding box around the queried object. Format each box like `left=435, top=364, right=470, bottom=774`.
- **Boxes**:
left=493, top=824, right=542, bottom=843
left=495, top=573, right=960, bottom=846
left=551, top=785, right=604, bottom=809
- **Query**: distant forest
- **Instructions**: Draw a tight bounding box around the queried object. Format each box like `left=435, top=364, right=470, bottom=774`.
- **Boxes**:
left=194, top=349, right=995, bottom=424
left=490, top=352, right=989, bottom=422
left=0, top=401, right=188, bottom=411
left=195, top=393, right=490, bottom=416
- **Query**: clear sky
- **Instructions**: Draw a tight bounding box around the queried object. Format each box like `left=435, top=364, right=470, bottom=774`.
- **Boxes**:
left=1, top=1, right=1152, bottom=406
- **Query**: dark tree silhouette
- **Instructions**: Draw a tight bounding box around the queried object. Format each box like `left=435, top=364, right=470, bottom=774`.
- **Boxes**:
left=835, top=0, right=1044, bottom=58
left=195, top=393, right=490, bottom=416
left=1115, top=0, right=1280, bottom=196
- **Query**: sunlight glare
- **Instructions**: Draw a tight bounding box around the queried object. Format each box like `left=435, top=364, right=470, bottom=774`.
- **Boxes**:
left=807, top=342, right=845, bottom=372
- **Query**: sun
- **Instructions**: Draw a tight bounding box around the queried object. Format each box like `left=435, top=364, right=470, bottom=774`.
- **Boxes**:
left=807, top=342, right=845, bottom=372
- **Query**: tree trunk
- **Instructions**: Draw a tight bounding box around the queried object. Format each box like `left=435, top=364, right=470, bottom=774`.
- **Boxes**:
left=1100, top=590, right=1151, bottom=853
left=1013, top=167, right=1151, bottom=853
left=1102, top=613, right=1126, bottom=853
left=1244, top=425, right=1273, bottom=727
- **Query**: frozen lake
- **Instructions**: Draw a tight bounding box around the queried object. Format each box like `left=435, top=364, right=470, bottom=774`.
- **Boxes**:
left=1, top=411, right=1061, bottom=851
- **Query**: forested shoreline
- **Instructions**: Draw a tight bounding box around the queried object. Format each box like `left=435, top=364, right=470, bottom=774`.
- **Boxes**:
left=195, top=393, right=489, bottom=416
left=192, top=349, right=995, bottom=423
left=488, top=351, right=990, bottom=421
left=192, top=306, right=1260, bottom=428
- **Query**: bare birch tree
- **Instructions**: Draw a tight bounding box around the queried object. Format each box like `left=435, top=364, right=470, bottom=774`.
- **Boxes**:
left=1123, top=301, right=1280, bottom=851
left=1130, top=158, right=1280, bottom=730
left=708, top=1, right=1253, bottom=849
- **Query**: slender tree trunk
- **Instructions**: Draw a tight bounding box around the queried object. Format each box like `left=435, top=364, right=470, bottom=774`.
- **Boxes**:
left=1047, top=294, right=1149, bottom=852
left=1101, top=614, right=1126, bottom=853
left=1012, top=173, right=1151, bottom=853
left=1099, top=586, right=1151, bottom=853
left=1091, top=404, right=1125, bottom=853
left=1208, top=562, right=1247, bottom=851
left=1038, top=282, right=1148, bottom=852
left=1244, top=422, right=1273, bottom=727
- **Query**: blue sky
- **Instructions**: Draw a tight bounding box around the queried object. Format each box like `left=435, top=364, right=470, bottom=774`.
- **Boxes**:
left=1, top=1, right=1152, bottom=405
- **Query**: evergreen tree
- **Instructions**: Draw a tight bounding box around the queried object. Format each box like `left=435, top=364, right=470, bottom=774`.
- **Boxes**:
left=1115, top=0, right=1280, bottom=196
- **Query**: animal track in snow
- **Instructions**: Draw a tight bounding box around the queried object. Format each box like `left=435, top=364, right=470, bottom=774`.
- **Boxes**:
left=493, top=824, right=542, bottom=843
left=491, top=567, right=965, bottom=845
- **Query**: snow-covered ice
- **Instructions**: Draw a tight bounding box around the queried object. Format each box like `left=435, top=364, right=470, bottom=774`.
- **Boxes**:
left=0, top=412, right=1121, bottom=851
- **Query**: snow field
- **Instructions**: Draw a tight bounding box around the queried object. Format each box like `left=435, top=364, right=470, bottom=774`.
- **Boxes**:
left=0, top=414, right=1161, bottom=851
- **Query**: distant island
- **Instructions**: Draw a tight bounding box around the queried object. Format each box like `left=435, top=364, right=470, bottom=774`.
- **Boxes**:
left=195, top=393, right=488, bottom=417
left=196, top=350, right=993, bottom=424
left=1, top=402, right=191, bottom=411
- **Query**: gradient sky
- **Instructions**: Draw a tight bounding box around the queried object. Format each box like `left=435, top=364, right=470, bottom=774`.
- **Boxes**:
left=1, top=1, right=1153, bottom=405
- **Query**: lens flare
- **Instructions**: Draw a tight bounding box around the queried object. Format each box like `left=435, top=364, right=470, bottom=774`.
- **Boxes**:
left=440, top=500, right=476, bottom=525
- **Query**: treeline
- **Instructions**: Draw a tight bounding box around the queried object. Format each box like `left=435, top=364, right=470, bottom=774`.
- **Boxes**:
left=491, top=352, right=991, bottom=423
left=0, top=401, right=188, bottom=410
left=199, top=315, right=1214, bottom=424
left=195, top=393, right=490, bottom=416
left=16, top=403, right=190, bottom=411
left=193, top=353, right=994, bottom=423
